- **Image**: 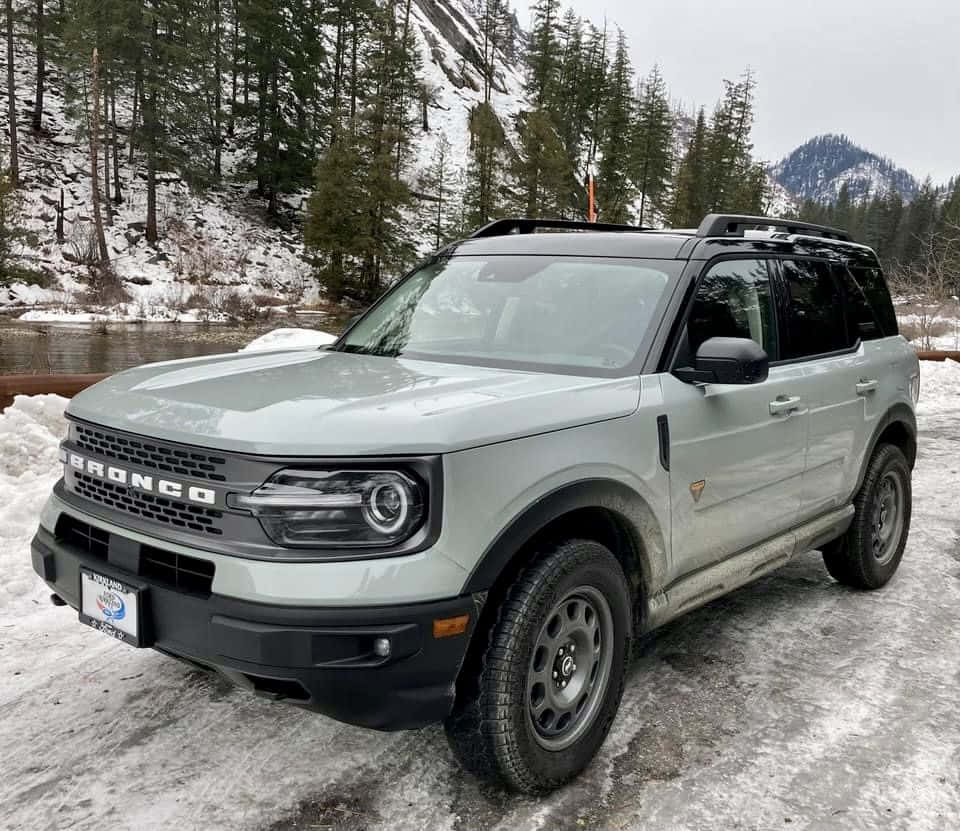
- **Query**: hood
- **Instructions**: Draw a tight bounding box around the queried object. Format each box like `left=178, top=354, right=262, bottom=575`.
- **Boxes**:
left=67, top=348, right=642, bottom=455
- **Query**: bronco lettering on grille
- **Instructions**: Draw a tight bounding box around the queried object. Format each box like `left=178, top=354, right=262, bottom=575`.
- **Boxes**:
left=61, top=448, right=217, bottom=506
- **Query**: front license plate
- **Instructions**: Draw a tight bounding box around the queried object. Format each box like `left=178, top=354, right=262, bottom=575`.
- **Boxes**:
left=79, top=569, right=143, bottom=647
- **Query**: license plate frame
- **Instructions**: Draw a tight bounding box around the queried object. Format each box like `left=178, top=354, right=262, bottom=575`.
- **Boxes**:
left=79, top=568, right=145, bottom=647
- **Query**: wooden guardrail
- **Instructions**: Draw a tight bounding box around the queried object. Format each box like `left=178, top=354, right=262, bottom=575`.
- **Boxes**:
left=0, top=373, right=110, bottom=412
left=916, top=351, right=960, bottom=362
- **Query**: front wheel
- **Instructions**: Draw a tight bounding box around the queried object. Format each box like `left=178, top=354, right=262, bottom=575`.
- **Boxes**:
left=823, top=443, right=912, bottom=589
left=444, top=539, right=632, bottom=793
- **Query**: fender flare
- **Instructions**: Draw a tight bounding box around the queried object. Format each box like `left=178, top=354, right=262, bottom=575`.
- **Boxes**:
left=854, top=403, right=917, bottom=495
left=461, top=478, right=667, bottom=599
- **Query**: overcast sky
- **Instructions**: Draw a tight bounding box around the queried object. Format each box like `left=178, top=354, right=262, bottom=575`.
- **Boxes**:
left=518, top=0, right=960, bottom=184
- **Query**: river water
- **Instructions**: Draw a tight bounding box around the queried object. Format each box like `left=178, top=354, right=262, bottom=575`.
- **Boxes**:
left=0, top=313, right=351, bottom=375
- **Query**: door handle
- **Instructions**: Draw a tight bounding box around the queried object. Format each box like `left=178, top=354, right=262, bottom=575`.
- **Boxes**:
left=769, top=395, right=802, bottom=416
left=856, top=379, right=879, bottom=395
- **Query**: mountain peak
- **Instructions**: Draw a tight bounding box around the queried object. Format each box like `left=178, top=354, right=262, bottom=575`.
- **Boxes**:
left=771, top=134, right=920, bottom=204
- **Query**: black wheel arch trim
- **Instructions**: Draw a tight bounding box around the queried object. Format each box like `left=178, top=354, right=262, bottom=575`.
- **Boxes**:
left=461, top=478, right=665, bottom=602
left=855, top=404, right=917, bottom=494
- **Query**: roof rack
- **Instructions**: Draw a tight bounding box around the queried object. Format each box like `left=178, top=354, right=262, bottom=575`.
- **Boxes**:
left=696, top=214, right=851, bottom=242
left=470, top=217, right=651, bottom=238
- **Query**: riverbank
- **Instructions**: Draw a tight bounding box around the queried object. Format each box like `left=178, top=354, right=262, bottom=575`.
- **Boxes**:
left=0, top=312, right=350, bottom=375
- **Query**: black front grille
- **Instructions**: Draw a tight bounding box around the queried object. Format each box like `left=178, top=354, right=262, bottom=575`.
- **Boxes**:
left=56, top=514, right=109, bottom=559
left=73, top=424, right=228, bottom=482
left=74, top=472, right=224, bottom=536
left=55, top=516, right=216, bottom=596
left=141, top=545, right=216, bottom=595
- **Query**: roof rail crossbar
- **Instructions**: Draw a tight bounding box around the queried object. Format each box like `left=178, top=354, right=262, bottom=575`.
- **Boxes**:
left=697, top=214, right=851, bottom=242
left=470, top=217, right=651, bottom=238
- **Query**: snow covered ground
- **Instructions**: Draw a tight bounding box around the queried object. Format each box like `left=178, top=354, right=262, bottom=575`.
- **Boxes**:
left=1, top=361, right=959, bottom=830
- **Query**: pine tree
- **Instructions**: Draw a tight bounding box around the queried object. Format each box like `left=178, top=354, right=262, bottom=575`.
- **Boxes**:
left=0, top=168, right=33, bottom=282
left=737, top=159, right=769, bottom=216
left=305, top=136, right=367, bottom=302
left=631, top=64, right=673, bottom=225
left=240, top=0, right=328, bottom=214
left=832, top=182, right=854, bottom=232
left=476, top=0, right=508, bottom=104
left=464, top=101, right=505, bottom=228
left=526, top=0, right=561, bottom=109
left=32, top=0, right=44, bottom=132
left=417, top=132, right=457, bottom=248
left=554, top=11, right=585, bottom=162
left=89, top=47, right=109, bottom=264
left=895, top=179, right=938, bottom=266
left=596, top=30, right=634, bottom=223
left=939, top=177, right=960, bottom=229
left=513, top=108, right=571, bottom=218
left=5, top=0, right=17, bottom=185
left=669, top=107, right=708, bottom=227
left=305, top=0, right=420, bottom=302
left=581, top=21, right=607, bottom=169
left=702, top=70, right=758, bottom=212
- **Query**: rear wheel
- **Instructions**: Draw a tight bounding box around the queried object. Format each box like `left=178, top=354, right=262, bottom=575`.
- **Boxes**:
left=444, top=539, right=631, bottom=793
left=822, top=443, right=912, bottom=589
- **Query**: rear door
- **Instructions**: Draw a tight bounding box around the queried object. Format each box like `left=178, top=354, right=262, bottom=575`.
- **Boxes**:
left=662, top=257, right=810, bottom=583
left=777, top=258, right=901, bottom=520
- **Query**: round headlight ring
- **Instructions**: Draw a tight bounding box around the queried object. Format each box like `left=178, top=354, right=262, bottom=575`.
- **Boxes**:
left=362, top=479, right=411, bottom=535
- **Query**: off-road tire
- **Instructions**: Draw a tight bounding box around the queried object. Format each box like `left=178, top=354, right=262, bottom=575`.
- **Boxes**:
left=822, top=443, right=912, bottom=589
left=444, top=539, right=632, bottom=793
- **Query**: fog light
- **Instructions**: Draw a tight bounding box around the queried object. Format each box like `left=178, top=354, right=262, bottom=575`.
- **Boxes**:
left=373, top=637, right=391, bottom=658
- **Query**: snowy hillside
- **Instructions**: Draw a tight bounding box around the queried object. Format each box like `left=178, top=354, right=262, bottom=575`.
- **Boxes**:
left=2, top=0, right=526, bottom=318
left=412, top=0, right=525, bottom=157
left=771, top=134, right=921, bottom=204
left=4, top=27, right=314, bottom=317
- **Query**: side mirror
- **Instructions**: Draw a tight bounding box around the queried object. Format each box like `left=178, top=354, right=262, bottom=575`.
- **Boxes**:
left=674, top=337, right=769, bottom=385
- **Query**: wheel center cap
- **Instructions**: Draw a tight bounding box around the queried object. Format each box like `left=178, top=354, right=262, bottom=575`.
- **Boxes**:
left=560, top=655, right=575, bottom=677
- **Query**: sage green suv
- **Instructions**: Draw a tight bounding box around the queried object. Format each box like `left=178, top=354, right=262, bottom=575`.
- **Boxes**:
left=33, top=214, right=919, bottom=793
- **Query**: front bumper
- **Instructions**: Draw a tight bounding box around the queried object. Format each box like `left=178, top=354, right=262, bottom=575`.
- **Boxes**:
left=32, top=526, right=478, bottom=730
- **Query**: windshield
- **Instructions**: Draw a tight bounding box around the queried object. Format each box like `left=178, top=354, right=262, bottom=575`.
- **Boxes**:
left=337, top=256, right=677, bottom=375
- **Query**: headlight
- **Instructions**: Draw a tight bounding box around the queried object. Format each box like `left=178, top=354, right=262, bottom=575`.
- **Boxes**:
left=230, top=469, right=426, bottom=548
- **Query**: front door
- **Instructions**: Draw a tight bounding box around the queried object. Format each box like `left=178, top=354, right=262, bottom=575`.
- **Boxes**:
left=661, top=258, right=810, bottom=584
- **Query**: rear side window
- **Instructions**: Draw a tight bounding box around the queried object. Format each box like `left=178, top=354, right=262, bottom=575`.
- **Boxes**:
left=686, top=259, right=777, bottom=360
left=779, top=259, right=849, bottom=359
left=833, top=265, right=881, bottom=342
left=848, top=265, right=898, bottom=336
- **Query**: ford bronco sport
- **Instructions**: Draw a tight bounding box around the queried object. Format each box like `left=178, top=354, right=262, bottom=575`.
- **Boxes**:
left=32, top=214, right=919, bottom=793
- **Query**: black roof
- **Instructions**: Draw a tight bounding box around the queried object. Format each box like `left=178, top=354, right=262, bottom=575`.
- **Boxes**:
left=451, top=230, right=694, bottom=260
left=444, top=215, right=878, bottom=264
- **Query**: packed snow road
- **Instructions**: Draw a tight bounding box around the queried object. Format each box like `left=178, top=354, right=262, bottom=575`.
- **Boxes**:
left=1, top=363, right=959, bottom=831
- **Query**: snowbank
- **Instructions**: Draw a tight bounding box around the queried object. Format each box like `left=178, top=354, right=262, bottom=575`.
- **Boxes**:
left=917, top=358, right=960, bottom=416
left=0, top=395, right=68, bottom=608
left=17, top=308, right=215, bottom=324
left=240, top=327, right=337, bottom=352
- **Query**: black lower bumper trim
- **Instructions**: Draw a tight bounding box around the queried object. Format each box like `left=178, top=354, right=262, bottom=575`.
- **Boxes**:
left=31, top=526, right=476, bottom=731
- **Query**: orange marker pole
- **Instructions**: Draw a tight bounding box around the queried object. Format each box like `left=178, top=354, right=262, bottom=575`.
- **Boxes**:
left=587, top=175, right=597, bottom=223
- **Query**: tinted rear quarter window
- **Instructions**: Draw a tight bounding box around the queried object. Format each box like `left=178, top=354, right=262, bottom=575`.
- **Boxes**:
left=780, top=259, right=849, bottom=359
left=833, top=265, right=881, bottom=342
left=848, top=265, right=898, bottom=336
